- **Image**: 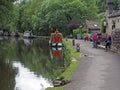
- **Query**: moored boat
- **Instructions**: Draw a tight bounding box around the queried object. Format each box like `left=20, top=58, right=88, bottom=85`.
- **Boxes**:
left=49, top=30, right=63, bottom=47
left=23, top=32, right=34, bottom=38
left=50, top=42, right=63, bottom=47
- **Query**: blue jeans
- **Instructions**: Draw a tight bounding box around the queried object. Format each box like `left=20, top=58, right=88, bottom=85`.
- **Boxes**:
left=93, top=41, right=97, bottom=48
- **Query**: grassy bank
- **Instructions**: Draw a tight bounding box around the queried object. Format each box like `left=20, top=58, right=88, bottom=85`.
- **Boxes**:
left=46, top=40, right=80, bottom=90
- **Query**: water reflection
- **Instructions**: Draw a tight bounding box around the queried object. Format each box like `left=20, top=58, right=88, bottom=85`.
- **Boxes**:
left=23, top=38, right=33, bottom=45
left=0, top=37, right=70, bottom=90
left=50, top=47, right=63, bottom=59
left=0, top=60, right=16, bottom=90
left=13, top=62, right=53, bottom=90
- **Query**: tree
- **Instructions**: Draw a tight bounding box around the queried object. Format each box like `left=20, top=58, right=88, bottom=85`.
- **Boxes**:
left=0, top=0, right=16, bottom=30
left=17, top=0, right=44, bottom=33
left=96, top=0, right=120, bottom=13
left=31, top=0, right=98, bottom=35
left=12, top=0, right=98, bottom=35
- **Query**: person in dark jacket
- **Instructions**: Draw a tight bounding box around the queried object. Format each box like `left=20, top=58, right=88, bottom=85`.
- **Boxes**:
left=105, top=35, right=112, bottom=51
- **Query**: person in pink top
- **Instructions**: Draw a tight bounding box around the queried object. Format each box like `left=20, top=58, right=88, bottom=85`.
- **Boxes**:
left=85, top=34, right=89, bottom=41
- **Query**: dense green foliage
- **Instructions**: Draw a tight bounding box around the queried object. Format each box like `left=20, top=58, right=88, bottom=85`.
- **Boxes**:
left=0, top=0, right=18, bottom=31
left=17, top=0, right=98, bottom=36
left=101, top=17, right=106, bottom=33
left=96, top=0, right=107, bottom=13
left=2, top=0, right=120, bottom=35
left=97, top=0, right=120, bottom=13
left=72, top=28, right=87, bottom=38
left=0, top=0, right=98, bottom=36
left=114, top=0, right=120, bottom=9
left=0, top=0, right=15, bottom=20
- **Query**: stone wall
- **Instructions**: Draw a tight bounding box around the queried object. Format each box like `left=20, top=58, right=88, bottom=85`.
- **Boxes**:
left=105, top=11, right=120, bottom=35
left=112, top=29, right=120, bottom=54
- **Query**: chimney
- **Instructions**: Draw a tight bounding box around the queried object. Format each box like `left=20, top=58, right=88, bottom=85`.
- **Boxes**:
left=107, top=0, right=114, bottom=15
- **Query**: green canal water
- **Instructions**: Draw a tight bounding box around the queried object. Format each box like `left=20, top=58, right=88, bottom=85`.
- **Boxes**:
left=0, top=37, right=70, bottom=90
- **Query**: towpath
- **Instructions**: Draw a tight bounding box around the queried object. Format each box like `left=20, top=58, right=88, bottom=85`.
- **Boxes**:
left=65, top=39, right=120, bottom=90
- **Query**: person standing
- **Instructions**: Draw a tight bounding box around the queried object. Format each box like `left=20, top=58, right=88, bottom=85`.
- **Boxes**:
left=105, top=35, right=112, bottom=51
left=92, top=33, right=98, bottom=48
left=85, top=33, right=89, bottom=41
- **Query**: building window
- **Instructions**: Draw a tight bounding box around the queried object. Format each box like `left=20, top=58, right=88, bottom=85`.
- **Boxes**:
left=112, top=20, right=116, bottom=30
left=112, top=24, right=115, bottom=30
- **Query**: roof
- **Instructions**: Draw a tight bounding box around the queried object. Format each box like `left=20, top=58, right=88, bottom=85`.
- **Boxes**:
left=109, top=10, right=120, bottom=18
left=113, top=28, right=120, bottom=32
left=86, top=20, right=101, bottom=30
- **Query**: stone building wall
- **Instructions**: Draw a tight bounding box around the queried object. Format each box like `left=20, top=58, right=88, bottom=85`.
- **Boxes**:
left=106, top=16, right=113, bottom=35
left=106, top=16, right=120, bottom=35
left=111, top=29, right=120, bottom=54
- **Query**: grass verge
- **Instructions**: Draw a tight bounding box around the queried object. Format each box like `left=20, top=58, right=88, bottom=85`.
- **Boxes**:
left=46, top=40, right=80, bottom=90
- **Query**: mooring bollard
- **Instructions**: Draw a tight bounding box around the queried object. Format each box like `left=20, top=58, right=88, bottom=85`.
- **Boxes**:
left=65, top=37, right=68, bottom=41
left=72, top=39, right=75, bottom=46
left=76, top=43, right=80, bottom=52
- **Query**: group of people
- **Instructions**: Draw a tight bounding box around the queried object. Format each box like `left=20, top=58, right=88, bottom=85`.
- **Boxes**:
left=84, top=32, right=112, bottom=51
left=50, top=30, right=112, bottom=51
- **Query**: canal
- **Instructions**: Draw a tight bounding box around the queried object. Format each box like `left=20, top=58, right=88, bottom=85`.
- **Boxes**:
left=0, top=37, right=71, bottom=90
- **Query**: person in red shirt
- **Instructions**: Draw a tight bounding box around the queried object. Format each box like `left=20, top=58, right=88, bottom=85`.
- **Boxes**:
left=92, top=33, right=98, bottom=48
